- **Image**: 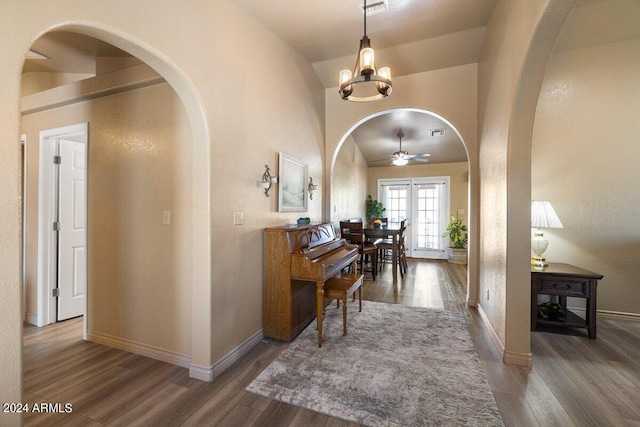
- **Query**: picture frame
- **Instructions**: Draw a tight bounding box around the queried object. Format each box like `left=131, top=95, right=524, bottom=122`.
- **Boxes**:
left=278, top=152, right=308, bottom=212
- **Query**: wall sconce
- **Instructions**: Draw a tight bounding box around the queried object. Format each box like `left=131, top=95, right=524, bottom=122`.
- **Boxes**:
left=308, top=177, right=318, bottom=200
left=261, top=165, right=278, bottom=197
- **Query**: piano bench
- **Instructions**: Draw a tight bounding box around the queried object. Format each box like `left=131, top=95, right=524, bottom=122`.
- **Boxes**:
left=323, top=273, right=364, bottom=340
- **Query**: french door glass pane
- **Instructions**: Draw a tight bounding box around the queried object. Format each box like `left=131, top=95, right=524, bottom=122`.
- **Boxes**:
left=383, top=185, right=409, bottom=223
left=416, top=184, right=442, bottom=250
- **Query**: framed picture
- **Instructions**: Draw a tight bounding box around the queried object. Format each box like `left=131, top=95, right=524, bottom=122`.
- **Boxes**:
left=278, top=152, right=308, bottom=212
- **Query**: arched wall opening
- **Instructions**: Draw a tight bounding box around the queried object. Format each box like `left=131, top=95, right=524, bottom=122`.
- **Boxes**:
left=19, top=24, right=212, bottom=379
left=477, top=0, right=576, bottom=364
left=329, top=107, right=476, bottom=304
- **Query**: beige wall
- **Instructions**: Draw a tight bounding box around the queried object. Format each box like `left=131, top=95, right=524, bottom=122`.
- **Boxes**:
left=332, top=135, right=369, bottom=222
left=21, top=80, right=193, bottom=354
left=478, top=0, right=575, bottom=363
left=532, top=37, right=640, bottom=315
left=21, top=72, right=95, bottom=96
left=206, top=2, right=325, bottom=366
left=1, top=0, right=325, bottom=411
left=367, top=162, right=469, bottom=222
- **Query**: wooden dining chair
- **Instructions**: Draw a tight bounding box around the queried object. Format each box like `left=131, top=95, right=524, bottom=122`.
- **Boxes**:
left=377, top=219, right=408, bottom=277
left=339, top=221, right=378, bottom=281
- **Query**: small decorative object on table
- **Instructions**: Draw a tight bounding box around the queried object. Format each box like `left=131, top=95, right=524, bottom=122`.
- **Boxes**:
left=297, top=217, right=310, bottom=225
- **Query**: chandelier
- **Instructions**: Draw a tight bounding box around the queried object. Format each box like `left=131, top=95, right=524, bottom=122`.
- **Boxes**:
left=338, top=0, right=392, bottom=102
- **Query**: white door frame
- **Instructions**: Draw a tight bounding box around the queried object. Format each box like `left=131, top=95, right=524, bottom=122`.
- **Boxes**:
left=411, top=177, right=450, bottom=259
left=37, top=123, right=88, bottom=330
left=378, top=176, right=450, bottom=259
left=21, top=134, right=28, bottom=321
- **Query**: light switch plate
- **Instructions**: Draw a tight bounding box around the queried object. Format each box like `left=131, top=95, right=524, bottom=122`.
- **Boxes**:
left=163, top=211, right=171, bottom=225
left=233, top=211, right=244, bottom=225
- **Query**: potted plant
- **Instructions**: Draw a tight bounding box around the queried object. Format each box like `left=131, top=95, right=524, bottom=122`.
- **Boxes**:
left=366, top=195, right=386, bottom=226
left=442, top=215, right=468, bottom=264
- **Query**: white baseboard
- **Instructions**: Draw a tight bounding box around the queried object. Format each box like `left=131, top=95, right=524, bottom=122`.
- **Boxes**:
left=25, top=312, right=38, bottom=326
left=568, top=307, right=640, bottom=321
left=87, top=330, right=191, bottom=368
left=88, top=328, right=265, bottom=383
left=190, top=328, right=264, bottom=382
left=598, top=309, right=640, bottom=321
left=503, top=350, right=533, bottom=367
left=476, top=303, right=532, bottom=368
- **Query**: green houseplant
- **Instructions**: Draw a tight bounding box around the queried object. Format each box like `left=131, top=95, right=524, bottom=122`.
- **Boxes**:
left=442, top=215, right=468, bottom=264
left=366, top=195, right=386, bottom=223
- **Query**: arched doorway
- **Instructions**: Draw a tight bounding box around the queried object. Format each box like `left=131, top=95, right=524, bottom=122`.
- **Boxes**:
left=329, top=107, right=474, bottom=303
left=19, top=25, right=212, bottom=380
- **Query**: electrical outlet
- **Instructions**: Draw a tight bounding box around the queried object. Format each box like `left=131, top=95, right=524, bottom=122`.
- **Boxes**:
left=233, top=211, right=244, bottom=225
left=486, top=289, right=490, bottom=300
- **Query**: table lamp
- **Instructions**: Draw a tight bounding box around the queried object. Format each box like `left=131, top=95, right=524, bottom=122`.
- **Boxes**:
left=531, top=201, right=563, bottom=267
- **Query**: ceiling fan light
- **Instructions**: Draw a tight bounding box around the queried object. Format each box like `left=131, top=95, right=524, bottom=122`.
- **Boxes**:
left=392, top=157, right=408, bottom=166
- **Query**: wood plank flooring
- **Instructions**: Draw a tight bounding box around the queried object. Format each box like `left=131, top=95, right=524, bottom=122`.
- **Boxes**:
left=22, top=259, right=640, bottom=426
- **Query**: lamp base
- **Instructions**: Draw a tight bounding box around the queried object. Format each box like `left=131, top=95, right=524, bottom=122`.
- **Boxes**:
left=531, top=255, right=548, bottom=268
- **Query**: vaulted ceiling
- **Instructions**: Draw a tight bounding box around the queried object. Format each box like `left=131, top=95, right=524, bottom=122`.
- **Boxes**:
left=22, top=0, right=639, bottom=166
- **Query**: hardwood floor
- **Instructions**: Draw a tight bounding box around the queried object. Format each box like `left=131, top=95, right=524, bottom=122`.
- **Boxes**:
left=22, top=259, right=640, bottom=426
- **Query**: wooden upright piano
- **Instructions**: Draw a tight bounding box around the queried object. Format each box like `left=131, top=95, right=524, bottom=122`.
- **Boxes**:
left=263, top=223, right=358, bottom=342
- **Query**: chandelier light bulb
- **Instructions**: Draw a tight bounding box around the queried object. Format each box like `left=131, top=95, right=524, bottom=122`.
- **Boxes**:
left=339, top=69, right=353, bottom=86
left=359, top=47, right=375, bottom=73
left=378, top=66, right=391, bottom=80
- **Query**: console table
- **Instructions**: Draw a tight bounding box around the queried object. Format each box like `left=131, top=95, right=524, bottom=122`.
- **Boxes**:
left=531, top=263, right=603, bottom=339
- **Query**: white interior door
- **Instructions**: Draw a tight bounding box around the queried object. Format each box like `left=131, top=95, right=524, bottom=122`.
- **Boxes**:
left=57, top=139, right=87, bottom=321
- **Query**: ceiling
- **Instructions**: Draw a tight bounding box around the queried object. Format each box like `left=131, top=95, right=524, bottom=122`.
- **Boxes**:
left=23, top=0, right=637, bottom=167
left=350, top=112, right=468, bottom=166
left=24, top=1, right=496, bottom=166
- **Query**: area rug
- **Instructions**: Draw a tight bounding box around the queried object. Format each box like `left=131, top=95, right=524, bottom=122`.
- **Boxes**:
left=247, top=301, right=503, bottom=426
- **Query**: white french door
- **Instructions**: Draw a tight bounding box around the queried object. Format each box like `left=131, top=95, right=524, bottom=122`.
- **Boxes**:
left=379, top=177, right=449, bottom=259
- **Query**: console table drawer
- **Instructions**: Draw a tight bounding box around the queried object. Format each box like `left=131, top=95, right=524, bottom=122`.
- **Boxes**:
left=538, top=278, right=588, bottom=297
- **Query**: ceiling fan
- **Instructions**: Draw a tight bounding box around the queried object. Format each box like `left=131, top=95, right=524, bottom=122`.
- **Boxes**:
left=370, top=130, right=430, bottom=166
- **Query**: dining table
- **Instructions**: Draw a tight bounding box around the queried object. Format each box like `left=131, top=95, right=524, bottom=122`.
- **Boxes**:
left=363, top=223, right=403, bottom=282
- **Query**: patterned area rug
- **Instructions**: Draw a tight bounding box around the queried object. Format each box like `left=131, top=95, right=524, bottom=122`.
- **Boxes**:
left=247, top=301, right=503, bottom=426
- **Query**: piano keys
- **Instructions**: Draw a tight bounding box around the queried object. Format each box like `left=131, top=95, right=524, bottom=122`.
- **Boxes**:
left=264, top=223, right=358, bottom=342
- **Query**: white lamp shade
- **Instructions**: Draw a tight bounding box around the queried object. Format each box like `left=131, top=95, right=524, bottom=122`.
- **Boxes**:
left=531, top=201, right=563, bottom=229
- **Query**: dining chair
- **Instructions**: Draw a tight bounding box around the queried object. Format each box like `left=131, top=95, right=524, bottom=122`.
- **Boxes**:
left=339, top=221, right=378, bottom=281
left=365, top=217, right=387, bottom=245
left=377, top=219, right=408, bottom=277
